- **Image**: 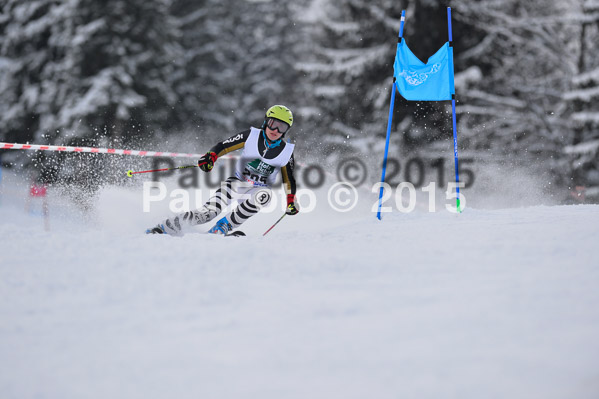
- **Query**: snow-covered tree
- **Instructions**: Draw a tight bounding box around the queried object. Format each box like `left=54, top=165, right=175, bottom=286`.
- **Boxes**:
left=451, top=0, right=577, bottom=154
left=0, top=0, right=185, bottom=196
left=453, top=0, right=599, bottom=201
left=172, top=0, right=308, bottom=146
left=0, top=0, right=183, bottom=148
left=563, top=0, right=599, bottom=201
left=171, top=0, right=239, bottom=137
left=297, top=0, right=399, bottom=155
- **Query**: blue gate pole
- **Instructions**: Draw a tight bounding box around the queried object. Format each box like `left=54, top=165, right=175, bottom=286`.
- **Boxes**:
left=447, top=7, right=461, bottom=212
left=377, top=10, right=406, bottom=220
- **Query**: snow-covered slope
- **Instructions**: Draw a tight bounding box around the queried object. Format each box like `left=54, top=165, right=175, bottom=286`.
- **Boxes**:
left=1, top=171, right=598, bottom=399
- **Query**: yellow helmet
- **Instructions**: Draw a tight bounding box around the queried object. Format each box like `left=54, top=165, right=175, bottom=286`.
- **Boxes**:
left=265, top=105, right=293, bottom=127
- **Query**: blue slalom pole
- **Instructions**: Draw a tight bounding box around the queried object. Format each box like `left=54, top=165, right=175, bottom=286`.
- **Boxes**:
left=447, top=7, right=461, bottom=212
left=377, top=82, right=396, bottom=220
left=377, top=10, right=406, bottom=220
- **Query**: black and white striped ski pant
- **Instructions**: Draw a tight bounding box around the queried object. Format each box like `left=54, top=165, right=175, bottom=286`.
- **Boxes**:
left=161, top=177, right=272, bottom=235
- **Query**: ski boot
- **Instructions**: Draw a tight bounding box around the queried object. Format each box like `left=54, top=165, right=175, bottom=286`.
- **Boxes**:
left=146, top=224, right=166, bottom=234
left=207, top=216, right=233, bottom=235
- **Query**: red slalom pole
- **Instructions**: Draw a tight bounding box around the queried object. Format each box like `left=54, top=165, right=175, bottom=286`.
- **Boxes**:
left=126, top=164, right=200, bottom=177
left=263, top=213, right=286, bottom=236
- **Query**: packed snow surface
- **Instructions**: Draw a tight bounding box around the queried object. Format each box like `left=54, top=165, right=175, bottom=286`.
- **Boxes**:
left=1, top=174, right=598, bottom=399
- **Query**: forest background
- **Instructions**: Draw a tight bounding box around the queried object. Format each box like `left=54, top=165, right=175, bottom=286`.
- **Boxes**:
left=1, top=0, right=598, bottom=204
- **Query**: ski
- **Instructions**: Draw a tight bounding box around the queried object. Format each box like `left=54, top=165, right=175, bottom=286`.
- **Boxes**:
left=225, top=230, right=246, bottom=237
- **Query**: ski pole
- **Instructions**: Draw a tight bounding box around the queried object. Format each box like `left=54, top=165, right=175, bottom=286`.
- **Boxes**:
left=263, top=213, right=287, bottom=236
left=126, top=164, right=201, bottom=177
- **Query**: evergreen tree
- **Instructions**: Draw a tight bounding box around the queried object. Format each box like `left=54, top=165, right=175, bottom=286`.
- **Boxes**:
left=453, top=0, right=599, bottom=201
left=172, top=0, right=307, bottom=148
left=0, top=0, right=184, bottom=195
left=452, top=0, right=576, bottom=156
left=563, top=0, right=599, bottom=202
left=0, top=0, right=183, bottom=148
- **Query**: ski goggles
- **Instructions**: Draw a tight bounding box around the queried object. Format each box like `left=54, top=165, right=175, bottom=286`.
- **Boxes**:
left=266, top=118, right=290, bottom=134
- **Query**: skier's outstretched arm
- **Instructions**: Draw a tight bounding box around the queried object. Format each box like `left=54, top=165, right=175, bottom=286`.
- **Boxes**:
left=198, top=130, right=250, bottom=172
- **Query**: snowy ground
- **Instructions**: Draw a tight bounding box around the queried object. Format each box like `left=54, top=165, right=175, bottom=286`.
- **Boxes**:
left=1, top=168, right=599, bottom=399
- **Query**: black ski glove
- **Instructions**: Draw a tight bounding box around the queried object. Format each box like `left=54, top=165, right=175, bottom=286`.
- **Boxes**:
left=198, top=151, right=217, bottom=172
left=286, top=194, right=299, bottom=215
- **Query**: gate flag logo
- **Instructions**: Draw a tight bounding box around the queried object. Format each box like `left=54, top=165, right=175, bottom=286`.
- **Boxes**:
left=393, top=41, right=454, bottom=101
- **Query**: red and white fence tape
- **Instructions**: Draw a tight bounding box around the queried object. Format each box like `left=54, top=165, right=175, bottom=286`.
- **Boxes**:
left=0, top=142, right=204, bottom=158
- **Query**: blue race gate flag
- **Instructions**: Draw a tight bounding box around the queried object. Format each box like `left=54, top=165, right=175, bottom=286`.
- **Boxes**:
left=394, top=41, right=453, bottom=101
left=378, top=8, right=461, bottom=220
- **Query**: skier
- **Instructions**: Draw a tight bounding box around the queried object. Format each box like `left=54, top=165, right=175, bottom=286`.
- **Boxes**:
left=146, top=105, right=299, bottom=236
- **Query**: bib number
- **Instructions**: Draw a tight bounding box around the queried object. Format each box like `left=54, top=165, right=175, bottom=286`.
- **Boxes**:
left=243, top=167, right=268, bottom=184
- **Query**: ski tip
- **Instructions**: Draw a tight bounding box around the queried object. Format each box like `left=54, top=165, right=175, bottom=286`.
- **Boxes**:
left=126, top=170, right=133, bottom=177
